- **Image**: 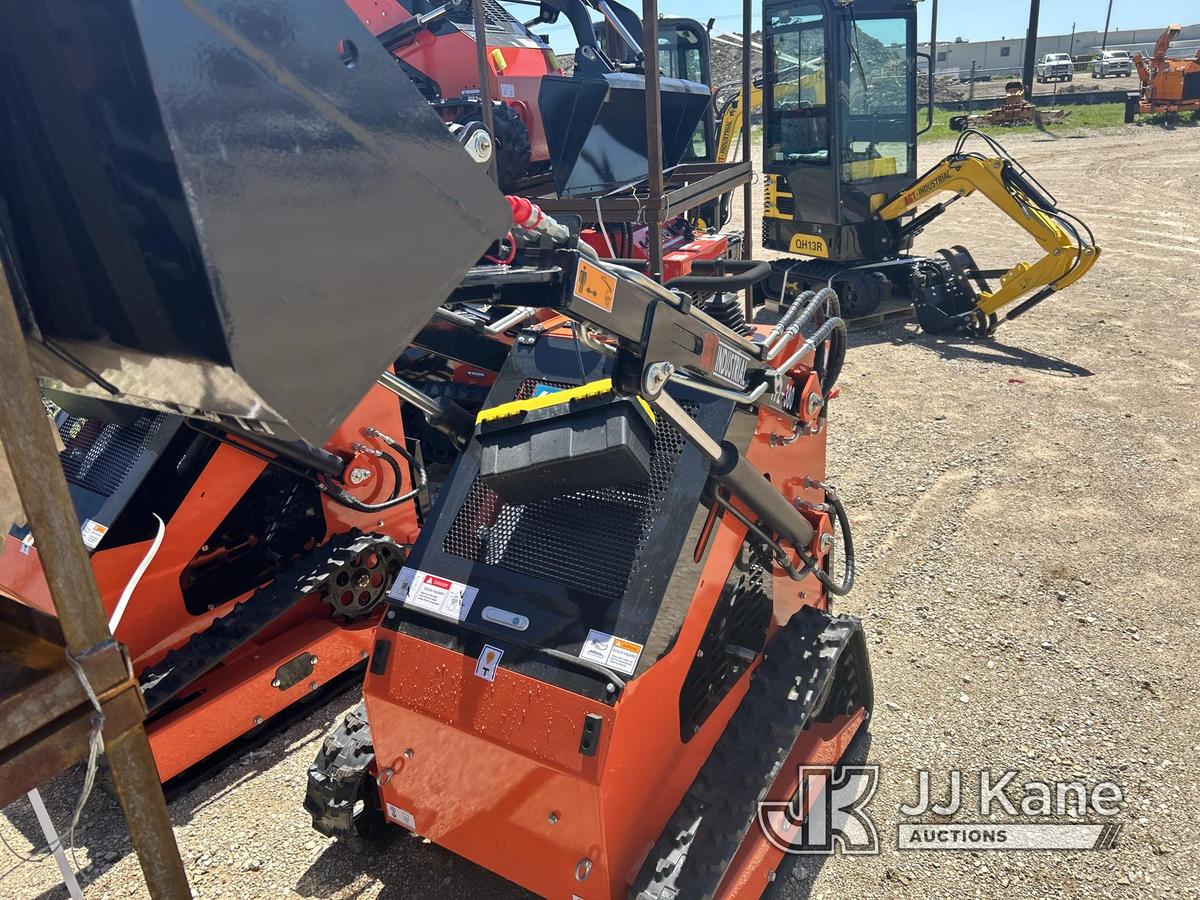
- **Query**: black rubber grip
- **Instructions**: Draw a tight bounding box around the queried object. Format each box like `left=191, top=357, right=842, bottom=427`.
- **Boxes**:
left=711, top=441, right=815, bottom=550
left=664, top=260, right=772, bottom=292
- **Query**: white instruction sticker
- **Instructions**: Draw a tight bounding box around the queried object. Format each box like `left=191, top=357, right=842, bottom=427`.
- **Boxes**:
left=475, top=644, right=503, bottom=682
left=385, top=803, right=416, bottom=831
left=80, top=519, right=108, bottom=550
left=391, top=566, right=478, bottom=622
left=579, top=629, right=643, bottom=676
left=499, top=82, right=516, bottom=98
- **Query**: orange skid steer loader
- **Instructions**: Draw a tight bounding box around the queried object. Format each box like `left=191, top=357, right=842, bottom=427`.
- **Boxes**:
left=306, top=197, right=873, bottom=897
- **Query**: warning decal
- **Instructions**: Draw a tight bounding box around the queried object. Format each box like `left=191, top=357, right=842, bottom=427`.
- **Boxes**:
left=579, top=629, right=643, bottom=676
left=81, top=519, right=108, bottom=550
left=573, top=260, right=616, bottom=312
left=385, top=803, right=416, bottom=830
left=391, top=566, right=478, bottom=622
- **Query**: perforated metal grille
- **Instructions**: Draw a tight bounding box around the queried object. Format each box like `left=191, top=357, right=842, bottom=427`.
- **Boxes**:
left=57, top=413, right=165, bottom=499
left=678, top=548, right=771, bottom=738
left=443, top=382, right=693, bottom=600
left=447, top=0, right=520, bottom=29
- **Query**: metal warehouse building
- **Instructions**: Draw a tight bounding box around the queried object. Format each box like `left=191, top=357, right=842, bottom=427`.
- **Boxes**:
left=920, top=22, right=1200, bottom=78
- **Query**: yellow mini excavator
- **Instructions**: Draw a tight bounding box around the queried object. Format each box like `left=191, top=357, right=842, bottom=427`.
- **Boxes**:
left=725, top=0, right=1100, bottom=336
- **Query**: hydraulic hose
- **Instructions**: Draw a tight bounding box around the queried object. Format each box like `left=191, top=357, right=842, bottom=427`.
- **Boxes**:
left=763, top=287, right=836, bottom=361
left=318, top=428, right=427, bottom=514
left=800, top=485, right=855, bottom=596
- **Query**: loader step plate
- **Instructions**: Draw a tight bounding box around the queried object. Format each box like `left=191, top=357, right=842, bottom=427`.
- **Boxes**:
left=633, top=606, right=871, bottom=900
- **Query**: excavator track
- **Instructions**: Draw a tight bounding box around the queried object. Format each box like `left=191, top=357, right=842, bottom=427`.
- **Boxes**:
left=633, top=605, right=871, bottom=900
left=140, top=532, right=402, bottom=713
left=776, top=259, right=891, bottom=319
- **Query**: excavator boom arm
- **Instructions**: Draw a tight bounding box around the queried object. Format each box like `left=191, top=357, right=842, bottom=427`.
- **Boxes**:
left=876, top=153, right=1100, bottom=318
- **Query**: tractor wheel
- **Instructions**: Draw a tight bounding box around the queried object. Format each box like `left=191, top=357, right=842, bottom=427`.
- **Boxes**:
left=458, top=102, right=531, bottom=193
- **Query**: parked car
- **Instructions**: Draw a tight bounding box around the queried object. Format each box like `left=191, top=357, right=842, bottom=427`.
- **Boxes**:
left=1092, top=50, right=1133, bottom=78
left=1036, top=53, right=1074, bottom=83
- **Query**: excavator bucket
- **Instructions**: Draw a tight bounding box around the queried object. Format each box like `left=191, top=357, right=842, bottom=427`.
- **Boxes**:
left=0, top=0, right=509, bottom=448
left=539, top=72, right=712, bottom=196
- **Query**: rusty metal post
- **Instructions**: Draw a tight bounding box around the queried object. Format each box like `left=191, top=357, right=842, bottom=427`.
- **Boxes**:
left=740, top=0, right=754, bottom=316
left=642, top=0, right=665, bottom=280
left=0, top=265, right=191, bottom=899
left=472, top=0, right=498, bottom=183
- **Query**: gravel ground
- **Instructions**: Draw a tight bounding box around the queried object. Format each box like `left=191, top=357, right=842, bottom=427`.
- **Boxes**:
left=3, top=124, right=1198, bottom=899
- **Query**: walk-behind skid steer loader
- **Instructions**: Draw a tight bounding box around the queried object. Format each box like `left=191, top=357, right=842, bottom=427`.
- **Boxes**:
left=0, top=0, right=515, bottom=783
left=347, top=0, right=713, bottom=195
left=306, top=194, right=872, bottom=897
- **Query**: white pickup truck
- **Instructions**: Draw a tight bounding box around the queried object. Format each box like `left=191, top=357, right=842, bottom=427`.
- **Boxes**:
left=1036, top=53, right=1074, bottom=83
left=1092, top=50, right=1133, bottom=78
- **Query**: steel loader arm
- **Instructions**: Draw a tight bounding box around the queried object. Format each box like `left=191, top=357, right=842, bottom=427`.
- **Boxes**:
left=876, top=153, right=1100, bottom=319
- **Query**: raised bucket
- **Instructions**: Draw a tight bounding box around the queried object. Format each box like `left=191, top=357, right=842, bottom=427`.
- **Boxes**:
left=539, top=72, right=713, bottom=197
left=0, top=0, right=510, bottom=447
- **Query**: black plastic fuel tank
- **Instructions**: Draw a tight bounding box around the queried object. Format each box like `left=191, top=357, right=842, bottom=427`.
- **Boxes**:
left=0, top=0, right=509, bottom=447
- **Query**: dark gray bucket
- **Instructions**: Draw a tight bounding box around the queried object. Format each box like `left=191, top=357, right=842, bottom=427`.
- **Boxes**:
left=0, top=0, right=510, bottom=446
left=539, top=72, right=712, bottom=197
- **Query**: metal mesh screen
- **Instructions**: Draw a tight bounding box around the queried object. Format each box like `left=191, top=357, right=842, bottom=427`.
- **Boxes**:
left=57, top=412, right=165, bottom=498
left=443, top=382, right=693, bottom=600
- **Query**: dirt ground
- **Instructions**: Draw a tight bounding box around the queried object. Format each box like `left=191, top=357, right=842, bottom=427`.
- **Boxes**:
left=949, top=70, right=1140, bottom=101
left=3, top=124, right=1199, bottom=899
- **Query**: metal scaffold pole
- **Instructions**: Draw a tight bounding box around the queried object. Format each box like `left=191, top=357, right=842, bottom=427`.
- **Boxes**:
left=0, top=262, right=191, bottom=898
left=741, top=0, right=754, bottom=317
left=642, top=0, right=665, bottom=280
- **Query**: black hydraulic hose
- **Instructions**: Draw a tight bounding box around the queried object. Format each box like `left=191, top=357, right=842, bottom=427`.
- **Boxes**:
left=798, top=486, right=855, bottom=597
left=318, top=428, right=427, bottom=514
left=818, top=317, right=848, bottom=397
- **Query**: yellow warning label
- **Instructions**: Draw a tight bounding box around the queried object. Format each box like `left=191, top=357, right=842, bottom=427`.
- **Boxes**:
left=573, top=260, right=616, bottom=312
left=788, top=233, right=830, bottom=258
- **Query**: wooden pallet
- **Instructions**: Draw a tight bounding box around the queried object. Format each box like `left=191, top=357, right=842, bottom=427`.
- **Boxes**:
left=847, top=296, right=915, bottom=331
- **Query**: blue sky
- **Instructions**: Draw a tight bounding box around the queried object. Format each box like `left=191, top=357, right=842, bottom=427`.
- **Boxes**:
left=530, top=1, right=1198, bottom=52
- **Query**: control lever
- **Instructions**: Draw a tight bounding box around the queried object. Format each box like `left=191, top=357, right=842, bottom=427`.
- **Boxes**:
left=651, top=392, right=814, bottom=551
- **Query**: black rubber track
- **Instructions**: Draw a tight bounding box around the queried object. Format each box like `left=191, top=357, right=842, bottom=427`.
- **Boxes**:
left=305, top=700, right=393, bottom=849
left=139, top=532, right=400, bottom=712
left=631, top=605, right=872, bottom=899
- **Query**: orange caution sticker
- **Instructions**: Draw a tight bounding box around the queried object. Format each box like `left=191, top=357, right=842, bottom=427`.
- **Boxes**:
left=573, top=260, right=616, bottom=312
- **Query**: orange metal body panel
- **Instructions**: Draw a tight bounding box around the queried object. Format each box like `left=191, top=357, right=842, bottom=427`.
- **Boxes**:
left=0, top=381, right=417, bottom=781
left=716, top=709, right=867, bottom=899
left=365, top=325, right=847, bottom=897
left=149, top=614, right=376, bottom=781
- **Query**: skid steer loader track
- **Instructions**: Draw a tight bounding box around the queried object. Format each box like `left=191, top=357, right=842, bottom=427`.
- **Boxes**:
left=140, top=533, right=402, bottom=713
left=633, top=605, right=871, bottom=899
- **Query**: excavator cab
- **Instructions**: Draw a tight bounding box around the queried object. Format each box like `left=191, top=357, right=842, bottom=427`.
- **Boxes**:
left=761, top=0, right=918, bottom=263
left=758, top=0, right=1098, bottom=334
